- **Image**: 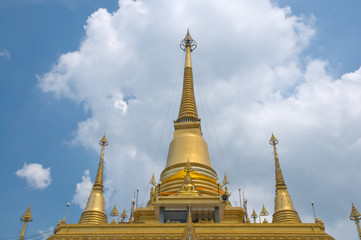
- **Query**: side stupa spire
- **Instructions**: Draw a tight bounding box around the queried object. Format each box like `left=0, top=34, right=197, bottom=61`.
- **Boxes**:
left=176, top=29, right=200, bottom=125
left=350, top=202, right=361, bottom=239
left=79, top=135, right=108, bottom=224
left=269, top=133, right=301, bottom=223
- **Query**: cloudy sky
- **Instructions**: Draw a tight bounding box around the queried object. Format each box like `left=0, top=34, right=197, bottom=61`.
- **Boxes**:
left=1, top=0, right=361, bottom=239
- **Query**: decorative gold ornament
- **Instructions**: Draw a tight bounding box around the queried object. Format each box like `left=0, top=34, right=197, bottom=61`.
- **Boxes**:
left=251, top=209, right=258, bottom=223
left=222, top=173, right=229, bottom=186
left=150, top=173, right=157, bottom=186
left=259, top=204, right=269, bottom=223
left=120, top=209, right=127, bottom=223
left=350, top=202, right=361, bottom=239
left=20, top=204, right=33, bottom=240
left=110, top=204, right=119, bottom=223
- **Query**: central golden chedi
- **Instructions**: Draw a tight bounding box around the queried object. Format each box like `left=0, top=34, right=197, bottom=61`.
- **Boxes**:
left=48, top=31, right=334, bottom=240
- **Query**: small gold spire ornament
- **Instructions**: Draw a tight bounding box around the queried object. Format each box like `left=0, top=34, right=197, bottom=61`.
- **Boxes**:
left=120, top=209, right=127, bottom=223
left=222, top=173, right=229, bottom=186
left=251, top=209, right=258, bottom=223
left=350, top=202, right=361, bottom=239
left=269, top=133, right=301, bottom=223
left=110, top=205, right=119, bottom=223
left=259, top=205, right=269, bottom=223
left=150, top=173, right=157, bottom=186
left=20, top=204, right=33, bottom=240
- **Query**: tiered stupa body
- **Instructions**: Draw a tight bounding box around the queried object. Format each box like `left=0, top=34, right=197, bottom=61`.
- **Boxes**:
left=159, top=30, right=220, bottom=198
left=48, top=31, right=334, bottom=240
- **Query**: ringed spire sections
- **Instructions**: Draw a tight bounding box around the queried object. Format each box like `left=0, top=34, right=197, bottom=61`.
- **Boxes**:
left=176, top=30, right=199, bottom=124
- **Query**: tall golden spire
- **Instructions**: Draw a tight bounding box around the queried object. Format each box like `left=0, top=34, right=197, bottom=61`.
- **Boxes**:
left=176, top=29, right=200, bottom=125
left=160, top=30, right=217, bottom=197
left=350, top=202, right=361, bottom=239
left=79, top=135, right=108, bottom=224
left=20, top=204, right=33, bottom=240
left=269, top=133, right=301, bottom=223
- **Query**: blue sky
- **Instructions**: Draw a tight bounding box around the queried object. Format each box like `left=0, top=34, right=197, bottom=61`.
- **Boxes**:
left=1, top=0, right=361, bottom=239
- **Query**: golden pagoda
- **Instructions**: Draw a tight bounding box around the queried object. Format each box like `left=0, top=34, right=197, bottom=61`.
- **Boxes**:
left=48, top=30, right=334, bottom=239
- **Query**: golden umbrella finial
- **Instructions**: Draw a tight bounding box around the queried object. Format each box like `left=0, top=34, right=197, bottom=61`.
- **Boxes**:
left=99, top=134, right=108, bottom=146
left=350, top=202, right=361, bottom=220
left=251, top=209, right=258, bottom=223
left=269, top=132, right=279, bottom=145
left=150, top=173, right=157, bottom=186
left=350, top=202, right=361, bottom=239
left=259, top=205, right=269, bottom=223
left=20, top=204, right=33, bottom=240
left=21, top=203, right=33, bottom=222
left=222, top=173, right=229, bottom=186
left=110, top=204, right=119, bottom=223
left=180, top=29, right=197, bottom=51
left=120, top=209, right=128, bottom=223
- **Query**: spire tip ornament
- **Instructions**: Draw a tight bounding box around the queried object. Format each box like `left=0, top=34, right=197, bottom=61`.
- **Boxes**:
left=20, top=204, right=33, bottom=240
left=180, top=29, right=197, bottom=51
left=100, top=134, right=108, bottom=146
left=350, top=202, right=361, bottom=239
left=269, top=132, right=279, bottom=145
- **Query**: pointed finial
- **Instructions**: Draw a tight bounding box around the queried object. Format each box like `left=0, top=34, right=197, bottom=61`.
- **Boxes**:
left=150, top=173, right=156, bottom=186
left=350, top=202, right=361, bottom=239
left=350, top=202, right=361, bottom=220
left=269, top=132, right=279, bottom=145
left=180, top=29, right=197, bottom=51
left=21, top=203, right=33, bottom=222
left=259, top=204, right=269, bottom=223
left=222, top=173, right=229, bottom=186
left=187, top=206, right=193, bottom=223
left=181, top=206, right=199, bottom=240
left=121, top=209, right=127, bottom=222
left=185, top=159, right=193, bottom=172
left=260, top=205, right=269, bottom=216
left=20, top=204, right=33, bottom=240
left=99, top=134, right=108, bottom=146
left=251, top=209, right=258, bottom=223
left=269, top=133, right=284, bottom=187
left=110, top=205, right=119, bottom=217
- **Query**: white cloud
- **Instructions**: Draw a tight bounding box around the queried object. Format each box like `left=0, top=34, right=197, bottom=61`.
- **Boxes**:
left=16, top=163, right=51, bottom=190
left=38, top=227, right=54, bottom=240
left=37, top=0, right=361, bottom=238
left=0, top=49, right=10, bottom=59
left=72, top=170, right=93, bottom=209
